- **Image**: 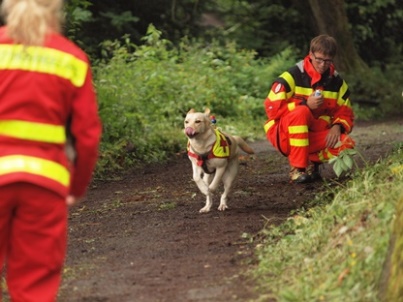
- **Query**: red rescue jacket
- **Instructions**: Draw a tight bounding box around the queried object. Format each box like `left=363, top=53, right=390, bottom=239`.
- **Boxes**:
left=0, top=27, right=102, bottom=198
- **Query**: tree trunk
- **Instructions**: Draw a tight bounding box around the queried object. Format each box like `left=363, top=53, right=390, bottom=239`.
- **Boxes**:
left=308, top=0, right=368, bottom=73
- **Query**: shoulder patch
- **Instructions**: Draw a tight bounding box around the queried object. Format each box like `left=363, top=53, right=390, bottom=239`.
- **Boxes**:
left=273, top=83, right=283, bottom=94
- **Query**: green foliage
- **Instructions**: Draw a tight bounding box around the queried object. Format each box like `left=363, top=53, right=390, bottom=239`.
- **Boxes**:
left=252, top=146, right=403, bottom=301
left=204, top=0, right=310, bottom=58
left=381, top=194, right=403, bottom=301
left=94, top=25, right=296, bottom=175
left=64, top=0, right=93, bottom=44
left=99, top=11, right=139, bottom=32
left=344, top=60, right=403, bottom=120
left=346, top=0, right=403, bottom=64
left=329, top=149, right=358, bottom=178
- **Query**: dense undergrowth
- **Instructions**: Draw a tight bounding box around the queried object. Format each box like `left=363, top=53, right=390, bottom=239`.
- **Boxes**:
left=252, top=143, right=403, bottom=302
left=93, top=25, right=403, bottom=177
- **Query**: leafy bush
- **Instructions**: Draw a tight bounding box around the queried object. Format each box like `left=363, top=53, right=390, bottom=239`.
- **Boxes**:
left=93, top=25, right=298, bottom=176
left=344, top=62, right=403, bottom=121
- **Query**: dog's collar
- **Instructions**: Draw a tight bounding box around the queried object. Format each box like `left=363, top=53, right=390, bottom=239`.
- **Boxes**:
left=187, top=129, right=231, bottom=174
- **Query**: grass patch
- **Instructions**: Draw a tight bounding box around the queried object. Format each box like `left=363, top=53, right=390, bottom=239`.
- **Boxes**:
left=158, top=201, right=177, bottom=211
left=252, top=146, right=403, bottom=301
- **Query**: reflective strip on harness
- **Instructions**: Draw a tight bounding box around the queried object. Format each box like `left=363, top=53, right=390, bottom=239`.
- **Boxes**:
left=0, top=44, right=88, bottom=87
left=212, top=129, right=230, bottom=158
left=0, top=155, right=70, bottom=186
left=0, top=120, right=66, bottom=143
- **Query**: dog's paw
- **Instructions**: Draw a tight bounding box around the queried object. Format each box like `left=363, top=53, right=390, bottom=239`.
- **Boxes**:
left=199, top=206, right=211, bottom=213
left=217, top=204, right=228, bottom=211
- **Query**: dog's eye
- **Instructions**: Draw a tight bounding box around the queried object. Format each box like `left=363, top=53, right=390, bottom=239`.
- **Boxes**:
left=195, top=120, right=201, bottom=124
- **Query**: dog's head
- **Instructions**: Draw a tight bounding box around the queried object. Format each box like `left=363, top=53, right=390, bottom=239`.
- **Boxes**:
left=184, top=108, right=212, bottom=138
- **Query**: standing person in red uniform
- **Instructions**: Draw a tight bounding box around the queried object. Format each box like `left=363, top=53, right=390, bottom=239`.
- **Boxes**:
left=263, top=34, right=355, bottom=183
left=0, top=0, right=102, bottom=301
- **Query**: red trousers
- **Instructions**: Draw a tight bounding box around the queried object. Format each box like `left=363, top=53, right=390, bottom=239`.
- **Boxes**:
left=0, top=183, right=67, bottom=302
left=267, top=105, right=355, bottom=168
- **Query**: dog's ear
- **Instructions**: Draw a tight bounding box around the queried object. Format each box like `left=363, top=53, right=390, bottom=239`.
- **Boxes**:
left=204, top=108, right=211, bottom=115
left=187, top=108, right=195, bottom=114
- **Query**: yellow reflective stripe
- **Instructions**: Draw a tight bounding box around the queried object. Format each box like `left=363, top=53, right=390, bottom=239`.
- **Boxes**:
left=212, top=129, right=230, bottom=157
left=318, top=149, right=334, bottom=161
left=338, top=97, right=352, bottom=108
left=280, top=71, right=295, bottom=90
left=290, top=138, right=309, bottom=147
left=318, top=115, right=331, bottom=124
left=263, top=120, right=275, bottom=133
left=289, top=125, right=308, bottom=134
left=325, top=91, right=338, bottom=99
left=339, top=80, right=348, bottom=96
left=0, top=44, right=88, bottom=87
left=288, top=102, right=296, bottom=111
left=0, top=120, right=66, bottom=143
left=295, top=86, right=311, bottom=96
left=0, top=155, right=70, bottom=186
left=337, top=81, right=350, bottom=106
left=268, top=89, right=286, bottom=101
left=333, top=118, right=351, bottom=132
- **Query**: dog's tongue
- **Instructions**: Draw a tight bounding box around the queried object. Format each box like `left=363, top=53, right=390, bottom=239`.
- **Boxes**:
left=185, top=127, right=196, bottom=137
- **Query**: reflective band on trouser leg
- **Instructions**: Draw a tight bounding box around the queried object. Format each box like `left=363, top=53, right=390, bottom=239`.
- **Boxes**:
left=0, top=155, right=70, bottom=187
left=289, top=125, right=309, bottom=148
left=0, top=120, right=66, bottom=143
left=288, top=125, right=309, bottom=168
left=288, top=125, right=308, bottom=135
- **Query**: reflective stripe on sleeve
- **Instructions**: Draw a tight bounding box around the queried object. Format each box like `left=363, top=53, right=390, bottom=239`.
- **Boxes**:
left=0, top=44, right=88, bottom=87
left=0, top=155, right=70, bottom=186
left=0, top=120, right=66, bottom=143
left=263, top=120, right=276, bottom=133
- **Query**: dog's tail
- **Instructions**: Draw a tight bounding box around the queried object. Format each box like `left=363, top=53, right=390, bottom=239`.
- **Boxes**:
left=234, top=136, right=255, bottom=154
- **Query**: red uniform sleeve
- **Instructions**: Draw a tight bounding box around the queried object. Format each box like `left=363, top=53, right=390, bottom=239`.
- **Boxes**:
left=69, top=66, right=102, bottom=197
left=264, top=82, right=288, bottom=120
left=331, top=80, right=354, bottom=133
left=264, top=79, right=305, bottom=121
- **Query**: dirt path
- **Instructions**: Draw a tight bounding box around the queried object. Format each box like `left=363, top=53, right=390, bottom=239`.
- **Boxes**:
left=56, top=119, right=401, bottom=302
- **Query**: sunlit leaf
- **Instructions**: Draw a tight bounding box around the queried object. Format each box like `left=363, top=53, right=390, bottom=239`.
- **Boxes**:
left=343, top=155, right=354, bottom=169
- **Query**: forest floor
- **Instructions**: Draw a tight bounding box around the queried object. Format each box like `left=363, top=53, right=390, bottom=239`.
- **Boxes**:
left=53, top=118, right=402, bottom=302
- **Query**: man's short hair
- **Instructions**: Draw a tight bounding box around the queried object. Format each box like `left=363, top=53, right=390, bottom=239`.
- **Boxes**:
left=310, top=34, right=337, bottom=57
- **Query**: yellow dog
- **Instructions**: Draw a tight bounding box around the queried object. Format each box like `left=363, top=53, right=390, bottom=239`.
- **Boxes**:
left=184, top=108, right=254, bottom=213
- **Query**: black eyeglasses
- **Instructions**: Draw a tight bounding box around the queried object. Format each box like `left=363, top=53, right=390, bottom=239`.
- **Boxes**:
left=312, top=53, right=333, bottom=64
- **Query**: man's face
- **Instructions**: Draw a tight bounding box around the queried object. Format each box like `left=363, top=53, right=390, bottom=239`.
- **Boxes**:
left=310, top=51, right=333, bottom=74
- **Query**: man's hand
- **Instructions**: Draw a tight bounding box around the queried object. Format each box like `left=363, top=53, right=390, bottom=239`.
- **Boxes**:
left=307, top=93, right=324, bottom=110
left=326, top=124, right=341, bottom=148
left=66, top=195, right=81, bottom=207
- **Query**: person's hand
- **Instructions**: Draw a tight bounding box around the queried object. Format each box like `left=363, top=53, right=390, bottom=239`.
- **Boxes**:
left=326, top=124, right=341, bottom=148
left=307, top=92, right=324, bottom=110
left=66, top=195, right=81, bottom=207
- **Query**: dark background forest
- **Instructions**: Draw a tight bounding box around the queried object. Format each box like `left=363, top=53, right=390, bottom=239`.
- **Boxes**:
left=64, top=0, right=403, bottom=70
